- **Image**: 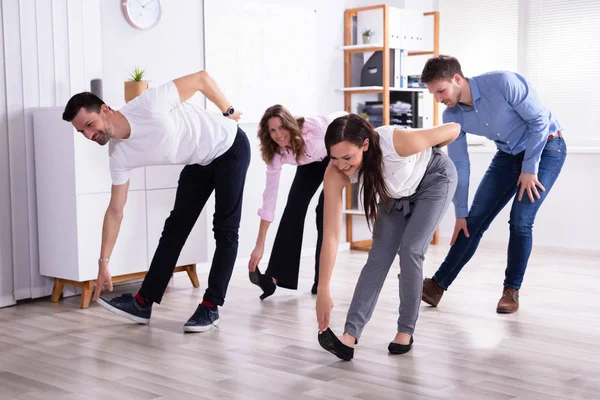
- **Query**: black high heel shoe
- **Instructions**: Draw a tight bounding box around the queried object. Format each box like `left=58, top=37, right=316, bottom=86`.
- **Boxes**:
left=248, top=267, right=276, bottom=300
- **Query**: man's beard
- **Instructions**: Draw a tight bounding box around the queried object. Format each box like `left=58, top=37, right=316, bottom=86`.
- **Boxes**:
left=455, top=88, right=462, bottom=105
left=94, top=130, right=110, bottom=146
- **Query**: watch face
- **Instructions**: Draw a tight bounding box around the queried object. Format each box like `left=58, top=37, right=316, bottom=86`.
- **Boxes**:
left=122, top=0, right=162, bottom=30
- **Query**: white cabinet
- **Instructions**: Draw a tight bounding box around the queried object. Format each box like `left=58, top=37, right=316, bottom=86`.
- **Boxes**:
left=76, top=192, right=148, bottom=280
left=73, top=133, right=145, bottom=194
left=31, top=107, right=205, bottom=308
left=146, top=188, right=208, bottom=267
left=145, top=165, right=184, bottom=190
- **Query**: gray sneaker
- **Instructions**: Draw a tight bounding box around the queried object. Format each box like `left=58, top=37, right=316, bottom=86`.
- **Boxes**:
left=97, top=293, right=151, bottom=324
left=184, top=304, right=219, bottom=333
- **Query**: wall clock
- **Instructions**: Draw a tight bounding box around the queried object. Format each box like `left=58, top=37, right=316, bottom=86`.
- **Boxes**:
left=122, top=0, right=162, bottom=30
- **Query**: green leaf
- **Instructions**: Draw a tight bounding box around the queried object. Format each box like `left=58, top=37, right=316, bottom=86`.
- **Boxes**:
left=128, top=66, right=147, bottom=82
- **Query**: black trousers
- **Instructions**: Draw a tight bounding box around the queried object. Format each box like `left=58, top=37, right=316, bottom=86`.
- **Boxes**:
left=265, top=157, right=328, bottom=289
left=139, top=127, right=250, bottom=306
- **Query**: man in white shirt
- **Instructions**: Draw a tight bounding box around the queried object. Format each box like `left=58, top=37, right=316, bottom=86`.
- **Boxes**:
left=62, top=70, right=250, bottom=332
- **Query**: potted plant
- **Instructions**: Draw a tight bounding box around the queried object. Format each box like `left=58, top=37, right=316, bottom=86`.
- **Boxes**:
left=124, top=66, right=149, bottom=103
left=362, top=29, right=374, bottom=44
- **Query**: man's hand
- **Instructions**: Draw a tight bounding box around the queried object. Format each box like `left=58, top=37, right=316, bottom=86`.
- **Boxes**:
left=248, top=244, right=264, bottom=272
left=93, top=264, right=113, bottom=301
left=228, top=109, right=242, bottom=122
left=451, top=217, right=470, bottom=246
left=316, top=289, right=334, bottom=333
left=517, top=172, right=545, bottom=202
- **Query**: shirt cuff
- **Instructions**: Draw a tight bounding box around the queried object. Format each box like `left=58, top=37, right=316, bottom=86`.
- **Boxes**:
left=455, top=205, right=469, bottom=219
left=521, top=160, right=539, bottom=174
left=257, top=208, right=274, bottom=222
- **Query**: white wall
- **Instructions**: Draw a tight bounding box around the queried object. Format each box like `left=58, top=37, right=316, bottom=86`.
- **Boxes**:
left=434, top=0, right=600, bottom=253
left=0, top=0, right=105, bottom=302
left=99, top=0, right=213, bottom=267
left=343, top=0, right=599, bottom=255
left=0, top=2, right=15, bottom=308
left=99, top=0, right=205, bottom=109
left=350, top=149, right=600, bottom=254
left=210, top=0, right=347, bottom=262
left=0, top=0, right=210, bottom=303
left=436, top=149, right=600, bottom=252
left=0, top=0, right=353, bottom=307
left=101, top=0, right=350, bottom=268
left=2, top=0, right=595, bottom=308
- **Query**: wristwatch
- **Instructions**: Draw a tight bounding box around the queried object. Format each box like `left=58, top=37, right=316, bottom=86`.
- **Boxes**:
left=223, top=106, right=234, bottom=117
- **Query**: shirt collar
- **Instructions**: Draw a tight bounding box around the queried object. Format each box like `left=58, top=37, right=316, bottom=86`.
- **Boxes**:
left=457, top=77, right=480, bottom=111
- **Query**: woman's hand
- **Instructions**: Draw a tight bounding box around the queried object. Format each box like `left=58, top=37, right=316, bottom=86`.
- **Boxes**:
left=248, top=244, right=264, bottom=272
left=316, top=288, right=334, bottom=333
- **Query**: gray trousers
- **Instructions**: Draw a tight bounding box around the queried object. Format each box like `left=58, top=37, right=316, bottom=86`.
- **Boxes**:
left=344, top=147, right=457, bottom=339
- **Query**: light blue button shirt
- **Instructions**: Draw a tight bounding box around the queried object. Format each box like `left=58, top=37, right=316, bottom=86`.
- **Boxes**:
left=443, top=71, right=561, bottom=218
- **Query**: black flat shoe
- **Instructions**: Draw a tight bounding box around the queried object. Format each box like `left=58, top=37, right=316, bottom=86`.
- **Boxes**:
left=249, top=267, right=276, bottom=300
left=318, top=328, right=354, bottom=361
left=388, top=336, right=414, bottom=355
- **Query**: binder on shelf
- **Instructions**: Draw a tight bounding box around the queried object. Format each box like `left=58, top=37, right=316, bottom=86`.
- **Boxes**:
left=360, top=49, right=408, bottom=89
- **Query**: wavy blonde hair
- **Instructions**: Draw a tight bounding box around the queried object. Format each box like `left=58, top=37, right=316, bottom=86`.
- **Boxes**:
left=258, top=105, right=306, bottom=164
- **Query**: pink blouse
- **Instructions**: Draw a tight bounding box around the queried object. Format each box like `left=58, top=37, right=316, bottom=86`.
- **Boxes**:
left=258, top=111, right=348, bottom=222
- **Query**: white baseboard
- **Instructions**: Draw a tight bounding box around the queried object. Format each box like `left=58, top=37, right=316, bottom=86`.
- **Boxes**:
left=338, top=242, right=351, bottom=252
left=7, top=244, right=355, bottom=301
left=13, top=288, right=32, bottom=301
left=13, top=285, right=56, bottom=301
left=31, top=285, right=53, bottom=299
left=0, top=295, right=16, bottom=308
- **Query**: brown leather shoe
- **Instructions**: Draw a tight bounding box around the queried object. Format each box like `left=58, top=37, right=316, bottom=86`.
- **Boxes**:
left=422, top=278, right=444, bottom=307
left=496, top=287, right=519, bottom=313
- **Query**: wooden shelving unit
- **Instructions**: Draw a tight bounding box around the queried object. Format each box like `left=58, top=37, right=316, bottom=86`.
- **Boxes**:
left=342, top=5, right=441, bottom=251
left=338, top=87, right=427, bottom=92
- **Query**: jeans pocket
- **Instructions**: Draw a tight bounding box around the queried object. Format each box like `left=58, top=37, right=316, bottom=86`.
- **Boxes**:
left=544, top=137, right=567, bottom=155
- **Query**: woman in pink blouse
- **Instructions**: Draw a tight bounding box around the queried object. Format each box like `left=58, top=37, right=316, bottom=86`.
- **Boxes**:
left=248, top=104, right=347, bottom=299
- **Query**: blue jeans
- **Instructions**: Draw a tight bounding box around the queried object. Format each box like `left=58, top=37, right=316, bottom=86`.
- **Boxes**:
left=433, top=137, right=567, bottom=290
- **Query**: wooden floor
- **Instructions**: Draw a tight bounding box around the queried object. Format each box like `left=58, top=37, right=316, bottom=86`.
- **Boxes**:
left=1, top=242, right=599, bottom=400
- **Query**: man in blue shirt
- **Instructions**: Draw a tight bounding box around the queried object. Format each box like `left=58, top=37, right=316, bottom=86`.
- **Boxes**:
left=419, top=55, right=566, bottom=313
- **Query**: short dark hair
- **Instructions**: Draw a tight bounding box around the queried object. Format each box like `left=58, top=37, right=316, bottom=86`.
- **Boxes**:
left=62, top=92, right=105, bottom=122
left=421, top=55, right=465, bottom=84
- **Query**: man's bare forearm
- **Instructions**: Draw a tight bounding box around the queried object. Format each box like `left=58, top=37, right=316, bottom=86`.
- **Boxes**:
left=198, top=71, right=231, bottom=113
left=99, top=208, right=124, bottom=265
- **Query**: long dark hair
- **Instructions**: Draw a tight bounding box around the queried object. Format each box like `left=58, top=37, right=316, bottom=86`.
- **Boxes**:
left=258, top=104, right=306, bottom=164
left=324, top=114, right=390, bottom=228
